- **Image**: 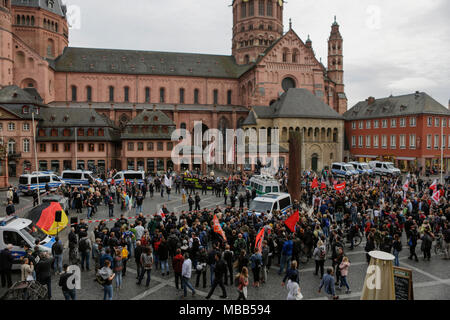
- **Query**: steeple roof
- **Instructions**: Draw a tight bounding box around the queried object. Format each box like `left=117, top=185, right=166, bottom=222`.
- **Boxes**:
left=11, top=0, right=66, bottom=17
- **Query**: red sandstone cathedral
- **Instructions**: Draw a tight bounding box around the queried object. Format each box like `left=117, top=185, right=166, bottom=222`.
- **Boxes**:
left=0, top=0, right=348, bottom=179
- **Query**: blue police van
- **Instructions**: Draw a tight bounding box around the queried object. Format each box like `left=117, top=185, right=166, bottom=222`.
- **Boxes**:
left=18, top=172, right=64, bottom=195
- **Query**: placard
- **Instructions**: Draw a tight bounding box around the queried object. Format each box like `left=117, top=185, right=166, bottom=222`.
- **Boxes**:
left=393, top=266, right=413, bottom=300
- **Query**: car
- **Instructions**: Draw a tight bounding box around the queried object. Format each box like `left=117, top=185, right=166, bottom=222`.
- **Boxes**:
left=18, top=172, right=64, bottom=196
left=0, top=216, right=54, bottom=269
left=108, top=170, right=145, bottom=185
left=248, top=192, right=292, bottom=219
left=369, top=161, right=401, bottom=176
left=61, top=170, right=101, bottom=187
left=247, top=175, right=281, bottom=196
left=331, top=162, right=359, bottom=178
left=348, top=162, right=374, bottom=176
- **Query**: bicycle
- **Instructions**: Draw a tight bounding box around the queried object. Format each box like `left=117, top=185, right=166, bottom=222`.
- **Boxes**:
left=342, top=229, right=363, bottom=248
left=434, top=233, right=445, bottom=255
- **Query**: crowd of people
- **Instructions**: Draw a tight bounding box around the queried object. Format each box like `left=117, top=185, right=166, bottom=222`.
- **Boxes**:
left=0, top=168, right=449, bottom=300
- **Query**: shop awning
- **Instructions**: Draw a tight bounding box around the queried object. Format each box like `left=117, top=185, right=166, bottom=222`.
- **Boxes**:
left=396, top=157, right=416, bottom=161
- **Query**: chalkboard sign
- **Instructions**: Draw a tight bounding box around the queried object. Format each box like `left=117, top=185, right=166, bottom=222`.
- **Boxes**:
left=393, top=267, right=413, bottom=300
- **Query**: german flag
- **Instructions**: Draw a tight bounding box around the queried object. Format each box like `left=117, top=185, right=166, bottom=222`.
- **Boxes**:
left=27, top=202, right=68, bottom=235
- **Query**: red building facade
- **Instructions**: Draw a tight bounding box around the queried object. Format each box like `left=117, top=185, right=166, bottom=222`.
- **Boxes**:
left=344, top=93, right=450, bottom=173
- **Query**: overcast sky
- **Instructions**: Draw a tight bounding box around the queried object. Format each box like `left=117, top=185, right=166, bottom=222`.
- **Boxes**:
left=63, top=0, right=449, bottom=109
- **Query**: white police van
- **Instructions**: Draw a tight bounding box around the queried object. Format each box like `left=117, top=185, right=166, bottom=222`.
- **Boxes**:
left=108, top=170, right=145, bottom=185
left=248, top=193, right=292, bottom=219
left=369, top=161, right=401, bottom=176
left=0, top=216, right=53, bottom=269
left=331, top=162, right=359, bottom=178
left=61, top=170, right=102, bottom=187
left=246, top=175, right=280, bottom=196
left=349, top=162, right=374, bottom=176
left=18, top=172, right=64, bottom=195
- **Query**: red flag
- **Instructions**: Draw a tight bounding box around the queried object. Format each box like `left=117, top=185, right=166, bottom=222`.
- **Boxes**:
left=213, top=215, right=227, bottom=241
left=334, top=182, right=346, bottom=191
left=320, top=181, right=327, bottom=189
left=311, top=177, right=318, bottom=189
left=429, top=179, right=437, bottom=191
left=255, top=228, right=265, bottom=253
left=431, top=190, right=440, bottom=204
left=284, top=210, right=299, bottom=233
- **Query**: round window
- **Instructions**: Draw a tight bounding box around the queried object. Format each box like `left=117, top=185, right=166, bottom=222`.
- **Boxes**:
left=282, top=77, right=296, bottom=92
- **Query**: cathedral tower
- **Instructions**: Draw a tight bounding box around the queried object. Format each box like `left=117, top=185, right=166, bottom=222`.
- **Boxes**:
left=11, top=0, right=69, bottom=59
left=232, top=0, right=284, bottom=65
left=327, top=16, right=344, bottom=86
left=0, top=0, right=13, bottom=87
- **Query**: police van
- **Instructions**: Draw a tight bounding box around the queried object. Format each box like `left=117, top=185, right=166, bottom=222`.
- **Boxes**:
left=369, top=161, right=401, bottom=176
left=108, top=170, right=145, bottom=185
left=246, top=175, right=280, bottom=196
left=248, top=193, right=292, bottom=219
left=331, top=162, right=359, bottom=178
left=348, top=162, right=374, bottom=176
left=61, top=170, right=102, bottom=187
left=18, top=172, right=64, bottom=195
left=0, top=216, right=53, bottom=269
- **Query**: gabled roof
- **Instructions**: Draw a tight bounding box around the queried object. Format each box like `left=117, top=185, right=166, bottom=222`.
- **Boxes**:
left=249, top=88, right=343, bottom=120
left=242, top=110, right=257, bottom=126
left=343, top=92, right=450, bottom=120
left=0, top=86, right=45, bottom=105
left=125, top=110, right=174, bottom=127
left=39, top=107, right=116, bottom=128
left=12, top=0, right=66, bottom=17
left=52, top=47, right=252, bottom=79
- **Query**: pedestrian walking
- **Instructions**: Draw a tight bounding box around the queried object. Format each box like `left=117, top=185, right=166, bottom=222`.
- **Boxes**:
left=236, top=266, right=249, bottom=300
left=181, top=252, right=196, bottom=298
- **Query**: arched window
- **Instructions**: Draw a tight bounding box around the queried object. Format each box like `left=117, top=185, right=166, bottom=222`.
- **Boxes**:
left=227, top=90, right=232, bottom=105
left=292, top=49, right=299, bottom=63
left=179, top=88, right=185, bottom=104
left=213, top=89, right=219, bottom=105
left=47, top=38, right=54, bottom=57
left=124, top=86, right=129, bottom=102
left=267, top=0, right=273, bottom=16
left=244, top=54, right=250, bottom=64
left=16, top=15, right=20, bottom=24
left=160, top=88, right=165, bottom=103
left=71, top=85, right=77, bottom=102
left=26, top=16, right=30, bottom=25
left=194, top=89, right=199, bottom=104
left=21, top=15, right=25, bottom=25
left=109, top=86, right=114, bottom=102
left=86, top=86, right=92, bottom=102
left=282, top=48, right=289, bottom=62
left=180, top=122, right=187, bottom=130
left=145, top=87, right=150, bottom=102
left=55, top=22, right=58, bottom=32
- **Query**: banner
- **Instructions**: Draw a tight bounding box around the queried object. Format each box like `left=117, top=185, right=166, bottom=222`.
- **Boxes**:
left=334, top=182, right=346, bottom=191
left=429, top=179, right=437, bottom=191
left=431, top=190, right=440, bottom=204
left=213, top=215, right=227, bottom=241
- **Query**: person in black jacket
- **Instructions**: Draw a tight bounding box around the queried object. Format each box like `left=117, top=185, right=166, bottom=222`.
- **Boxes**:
left=408, top=225, right=419, bottom=261
left=158, top=237, right=170, bottom=276
left=134, top=241, right=143, bottom=279
left=35, top=252, right=54, bottom=299
left=5, top=200, right=15, bottom=216
left=0, top=244, right=18, bottom=288
left=59, top=264, right=77, bottom=300
left=205, top=253, right=227, bottom=299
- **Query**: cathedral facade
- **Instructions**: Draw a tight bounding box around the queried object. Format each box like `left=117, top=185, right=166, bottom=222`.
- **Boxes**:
left=0, top=0, right=347, bottom=180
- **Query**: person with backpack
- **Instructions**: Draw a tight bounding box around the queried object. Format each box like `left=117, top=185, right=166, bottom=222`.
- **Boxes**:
left=51, top=236, right=64, bottom=275
left=97, top=259, right=115, bottom=300
left=421, top=226, right=434, bottom=261
left=249, top=248, right=262, bottom=288
left=236, top=266, right=249, bottom=300
left=137, top=247, right=153, bottom=287
left=313, top=240, right=326, bottom=279
left=392, top=234, right=402, bottom=267
left=59, top=264, right=77, bottom=300
left=79, top=232, right=92, bottom=271
left=195, top=247, right=208, bottom=288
